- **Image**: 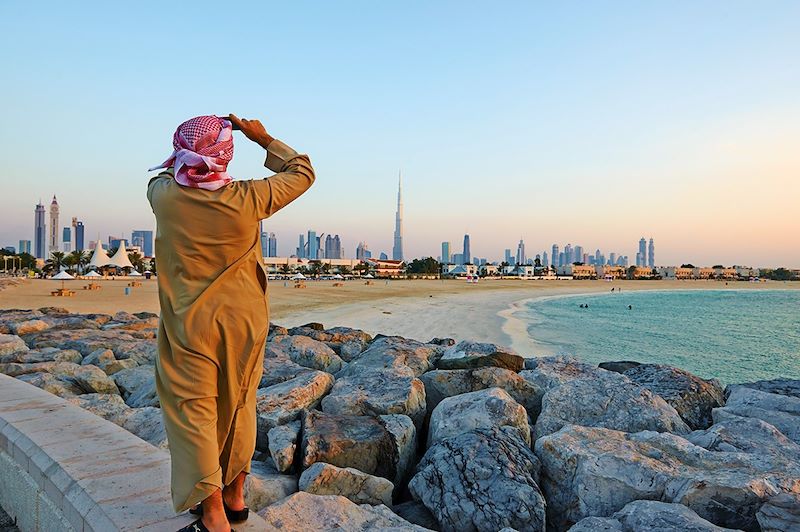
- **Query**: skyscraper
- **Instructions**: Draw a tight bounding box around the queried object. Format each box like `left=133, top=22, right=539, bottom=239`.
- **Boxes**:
left=324, top=235, right=342, bottom=259
left=638, top=237, right=647, bottom=267
left=648, top=238, right=655, bottom=268
left=132, top=230, right=154, bottom=257
left=442, top=242, right=452, bottom=264
left=18, top=240, right=31, bottom=255
left=542, top=251, right=548, bottom=267
left=462, top=234, right=471, bottom=264
left=74, top=221, right=85, bottom=252
left=504, top=248, right=512, bottom=265
left=551, top=244, right=559, bottom=267
left=516, top=239, right=526, bottom=265
left=267, top=233, right=278, bottom=257
left=297, top=234, right=306, bottom=258
left=62, top=227, right=71, bottom=252
left=308, top=230, right=318, bottom=260
left=356, top=242, right=371, bottom=260
left=34, top=201, right=46, bottom=259
left=574, top=245, right=583, bottom=263
left=49, top=196, right=59, bottom=254
left=564, top=243, right=573, bottom=265
left=392, top=173, right=404, bottom=261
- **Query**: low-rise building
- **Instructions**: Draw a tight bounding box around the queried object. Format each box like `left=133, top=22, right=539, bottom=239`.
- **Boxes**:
left=571, top=264, right=597, bottom=279
left=441, top=263, right=478, bottom=278
left=367, top=259, right=405, bottom=277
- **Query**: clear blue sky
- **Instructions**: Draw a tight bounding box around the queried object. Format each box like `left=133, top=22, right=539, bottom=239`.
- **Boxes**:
left=1, top=1, right=798, bottom=266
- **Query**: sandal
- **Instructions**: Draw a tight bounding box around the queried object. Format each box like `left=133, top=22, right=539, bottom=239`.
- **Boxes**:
left=176, top=517, right=234, bottom=532
left=189, top=502, right=250, bottom=523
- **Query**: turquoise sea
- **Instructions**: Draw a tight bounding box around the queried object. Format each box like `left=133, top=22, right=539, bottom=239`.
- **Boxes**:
left=522, top=289, right=800, bottom=384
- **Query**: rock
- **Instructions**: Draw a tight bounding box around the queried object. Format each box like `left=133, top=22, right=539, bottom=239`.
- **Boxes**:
left=112, top=311, right=138, bottom=322
left=268, top=323, right=289, bottom=338
left=534, top=425, right=799, bottom=531
left=256, top=371, right=334, bottom=449
left=393, top=501, right=440, bottom=531
left=717, top=385, right=800, bottom=444
left=299, top=462, right=394, bottom=506
left=268, top=420, right=300, bottom=473
left=67, top=393, right=130, bottom=422
left=340, top=336, right=441, bottom=377
left=301, top=410, right=410, bottom=484
left=735, top=378, right=800, bottom=399
left=569, top=500, right=738, bottom=532
left=598, top=360, right=641, bottom=373
left=428, top=338, right=455, bottom=347
left=82, top=348, right=115, bottom=368
left=427, top=388, right=531, bottom=448
left=0, top=334, right=27, bottom=357
left=534, top=370, right=690, bottom=439
left=436, top=341, right=524, bottom=372
left=288, top=326, right=373, bottom=362
left=17, top=371, right=84, bottom=397
left=0, top=348, right=82, bottom=365
left=420, top=367, right=543, bottom=417
left=258, top=492, right=430, bottom=531
left=409, top=426, right=545, bottom=532
left=102, top=358, right=138, bottom=375
left=757, top=492, right=800, bottom=532
left=0, top=360, right=82, bottom=378
left=520, top=355, right=604, bottom=390
left=244, top=459, right=299, bottom=512
left=622, top=364, right=725, bottom=429
left=378, top=414, right=417, bottom=488
left=322, top=367, right=427, bottom=426
left=68, top=364, right=121, bottom=395
left=121, top=407, right=168, bottom=448
left=10, top=319, right=49, bottom=335
left=113, top=366, right=159, bottom=407
left=261, top=356, right=316, bottom=388
left=688, top=412, right=800, bottom=462
left=268, top=334, right=344, bottom=374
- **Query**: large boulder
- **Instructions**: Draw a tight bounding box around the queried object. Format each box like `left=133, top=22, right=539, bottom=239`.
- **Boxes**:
left=393, top=501, right=440, bottom=531
left=0, top=360, right=83, bottom=378
left=688, top=412, right=800, bottom=462
left=299, top=462, right=394, bottom=506
left=409, top=426, right=545, bottom=532
left=17, top=371, right=84, bottom=398
left=427, top=387, right=530, bottom=447
left=436, top=341, right=524, bottom=372
left=569, top=500, right=738, bottom=532
left=268, top=334, right=344, bottom=374
left=340, top=336, right=441, bottom=377
left=535, top=424, right=800, bottom=531
left=81, top=347, right=136, bottom=375
left=261, top=356, right=315, bottom=388
left=10, top=319, right=50, bottom=335
left=735, top=378, right=800, bottom=399
left=66, top=393, right=166, bottom=448
left=597, top=360, right=641, bottom=374
left=533, top=370, right=690, bottom=439
left=0, top=334, right=27, bottom=357
left=244, top=459, right=299, bottom=512
left=420, top=367, right=543, bottom=417
left=256, top=371, right=334, bottom=450
left=301, top=410, right=415, bottom=486
left=289, top=326, right=373, bottom=362
left=622, top=364, right=725, bottom=429
left=257, top=492, right=430, bottom=531
left=322, top=367, right=426, bottom=426
left=379, top=414, right=417, bottom=489
left=756, top=492, right=800, bottom=532
left=520, top=355, right=603, bottom=391
left=113, top=365, right=159, bottom=407
left=0, top=347, right=82, bottom=365
left=268, top=420, right=300, bottom=473
left=69, top=364, right=121, bottom=395
left=716, top=385, right=800, bottom=444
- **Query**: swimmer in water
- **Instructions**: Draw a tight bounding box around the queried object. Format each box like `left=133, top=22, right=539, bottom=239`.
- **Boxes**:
left=628, top=305, right=632, bottom=310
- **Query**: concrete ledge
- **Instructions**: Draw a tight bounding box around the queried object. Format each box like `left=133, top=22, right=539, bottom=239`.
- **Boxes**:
left=0, top=374, right=267, bottom=531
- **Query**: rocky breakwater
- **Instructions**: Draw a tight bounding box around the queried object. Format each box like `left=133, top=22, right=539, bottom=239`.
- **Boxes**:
left=1, top=309, right=799, bottom=531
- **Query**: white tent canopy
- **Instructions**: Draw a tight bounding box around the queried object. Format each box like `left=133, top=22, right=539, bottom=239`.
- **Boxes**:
left=52, top=270, right=75, bottom=280
left=333, top=274, right=344, bottom=280
left=128, top=270, right=142, bottom=277
left=87, top=240, right=110, bottom=269
left=84, top=270, right=102, bottom=278
left=291, top=273, right=306, bottom=280
left=363, top=273, right=374, bottom=279
left=108, top=240, right=134, bottom=269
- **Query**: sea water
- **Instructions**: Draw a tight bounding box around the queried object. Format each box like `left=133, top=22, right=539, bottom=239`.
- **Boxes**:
left=522, top=289, right=800, bottom=384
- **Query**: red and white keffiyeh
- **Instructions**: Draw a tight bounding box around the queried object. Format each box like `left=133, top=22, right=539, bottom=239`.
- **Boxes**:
left=149, top=115, right=234, bottom=191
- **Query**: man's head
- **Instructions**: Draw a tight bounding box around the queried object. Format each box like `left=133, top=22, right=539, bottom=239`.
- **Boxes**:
left=149, top=115, right=235, bottom=190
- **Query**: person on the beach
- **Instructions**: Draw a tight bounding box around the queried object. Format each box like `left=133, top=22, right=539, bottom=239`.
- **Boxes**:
left=147, top=114, right=314, bottom=532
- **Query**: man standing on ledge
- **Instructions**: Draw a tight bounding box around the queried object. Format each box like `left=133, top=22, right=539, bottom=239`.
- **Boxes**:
left=147, top=114, right=314, bottom=532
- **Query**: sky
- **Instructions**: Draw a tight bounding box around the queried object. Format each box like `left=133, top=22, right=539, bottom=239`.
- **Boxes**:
left=1, top=1, right=798, bottom=267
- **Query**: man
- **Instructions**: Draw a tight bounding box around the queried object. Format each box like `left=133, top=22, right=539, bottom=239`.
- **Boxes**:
left=147, top=114, right=314, bottom=531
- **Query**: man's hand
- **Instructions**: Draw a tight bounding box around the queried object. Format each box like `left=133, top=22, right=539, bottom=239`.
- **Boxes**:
left=228, top=114, right=274, bottom=149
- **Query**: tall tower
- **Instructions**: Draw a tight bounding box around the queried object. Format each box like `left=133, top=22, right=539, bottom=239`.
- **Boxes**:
left=648, top=238, right=655, bottom=268
left=516, top=239, right=526, bottom=266
left=49, top=196, right=60, bottom=254
left=34, top=201, right=46, bottom=259
left=392, top=172, right=404, bottom=261
left=551, top=244, right=559, bottom=267
left=442, top=242, right=451, bottom=264
left=638, top=237, right=647, bottom=266
left=463, top=234, right=471, bottom=264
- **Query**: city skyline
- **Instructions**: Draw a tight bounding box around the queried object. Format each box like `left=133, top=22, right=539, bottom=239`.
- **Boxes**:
left=2, top=4, right=799, bottom=266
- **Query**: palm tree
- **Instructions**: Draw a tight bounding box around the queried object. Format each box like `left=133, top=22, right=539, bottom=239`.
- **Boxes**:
left=321, top=263, right=332, bottom=275
left=128, top=251, right=145, bottom=273
left=45, top=251, right=66, bottom=274
left=67, top=250, right=86, bottom=274
left=280, top=264, right=292, bottom=275
left=309, top=262, right=322, bottom=277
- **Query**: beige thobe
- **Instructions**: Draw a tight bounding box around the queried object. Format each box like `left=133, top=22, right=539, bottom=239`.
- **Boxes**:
left=147, top=139, right=314, bottom=512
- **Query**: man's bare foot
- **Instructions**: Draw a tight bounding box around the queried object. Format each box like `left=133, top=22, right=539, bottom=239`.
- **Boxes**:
left=200, top=490, right=230, bottom=532
left=222, top=471, right=248, bottom=511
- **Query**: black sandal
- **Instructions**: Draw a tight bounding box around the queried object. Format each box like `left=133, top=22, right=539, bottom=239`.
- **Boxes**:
left=176, top=517, right=234, bottom=532
left=189, top=503, right=250, bottom=523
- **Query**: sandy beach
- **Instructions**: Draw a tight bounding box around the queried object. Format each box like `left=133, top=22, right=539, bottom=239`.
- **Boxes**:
left=2, top=277, right=796, bottom=355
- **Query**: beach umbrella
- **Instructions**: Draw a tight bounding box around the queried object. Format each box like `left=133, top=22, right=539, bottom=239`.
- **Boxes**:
left=363, top=273, right=374, bottom=279
left=51, top=270, right=75, bottom=290
left=84, top=270, right=102, bottom=278
left=291, top=273, right=306, bottom=280
left=129, top=270, right=142, bottom=277
left=333, top=274, right=344, bottom=280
